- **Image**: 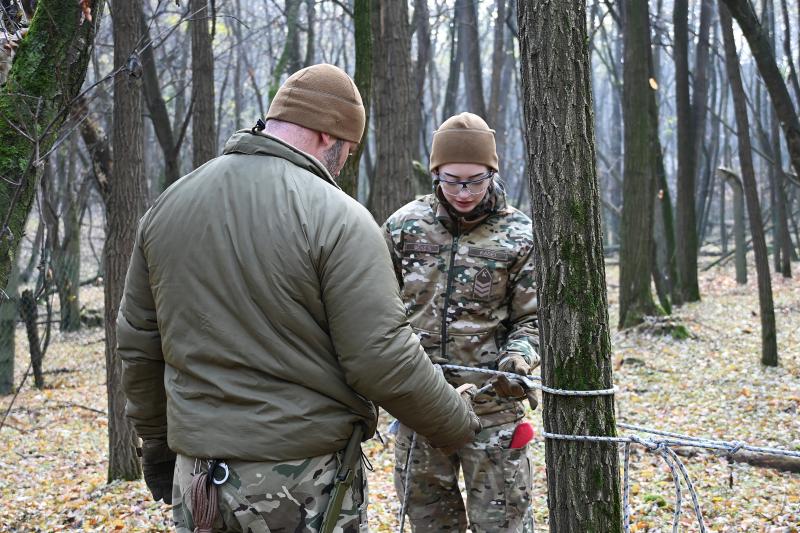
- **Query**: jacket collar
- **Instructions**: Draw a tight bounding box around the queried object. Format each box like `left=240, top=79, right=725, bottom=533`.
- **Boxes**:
left=222, top=129, right=341, bottom=190
left=431, top=181, right=507, bottom=234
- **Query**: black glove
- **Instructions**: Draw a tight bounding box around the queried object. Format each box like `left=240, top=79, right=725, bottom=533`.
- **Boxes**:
left=141, top=439, right=176, bottom=504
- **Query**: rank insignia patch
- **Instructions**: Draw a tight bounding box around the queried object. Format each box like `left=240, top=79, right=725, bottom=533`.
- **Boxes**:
left=473, top=267, right=493, bottom=301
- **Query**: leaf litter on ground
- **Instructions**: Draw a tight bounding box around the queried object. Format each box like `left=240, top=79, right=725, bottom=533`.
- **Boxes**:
left=0, top=264, right=799, bottom=532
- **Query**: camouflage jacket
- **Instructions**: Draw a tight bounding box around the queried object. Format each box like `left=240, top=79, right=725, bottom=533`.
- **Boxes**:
left=383, top=185, right=539, bottom=425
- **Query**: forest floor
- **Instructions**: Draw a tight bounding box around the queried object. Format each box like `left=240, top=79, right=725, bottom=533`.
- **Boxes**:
left=0, top=262, right=799, bottom=532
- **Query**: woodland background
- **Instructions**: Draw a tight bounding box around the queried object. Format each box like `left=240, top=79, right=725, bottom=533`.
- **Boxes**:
left=0, top=0, right=798, bottom=531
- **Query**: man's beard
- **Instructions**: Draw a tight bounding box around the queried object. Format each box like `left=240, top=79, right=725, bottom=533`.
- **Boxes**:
left=322, top=140, right=344, bottom=176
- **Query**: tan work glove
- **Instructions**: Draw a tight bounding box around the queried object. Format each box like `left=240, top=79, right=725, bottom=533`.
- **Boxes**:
left=432, top=384, right=482, bottom=454
left=496, top=355, right=538, bottom=410
left=498, top=354, right=531, bottom=376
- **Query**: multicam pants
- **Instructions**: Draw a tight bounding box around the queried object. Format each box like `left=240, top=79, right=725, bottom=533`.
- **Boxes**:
left=172, top=451, right=368, bottom=533
left=393, top=420, right=534, bottom=533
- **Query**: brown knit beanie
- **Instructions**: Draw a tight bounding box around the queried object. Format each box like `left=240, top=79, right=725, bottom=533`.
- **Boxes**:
left=429, top=112, right=499, bottom=172
left=266, top=64, right=365, bottom=143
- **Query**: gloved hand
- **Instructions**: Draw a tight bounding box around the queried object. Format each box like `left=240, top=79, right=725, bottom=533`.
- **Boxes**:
left=497, top=355, right=538, bottom=410
left=432, top=384, right=482, bottom=454
left=141, top=439, right=176, bottom=504
left=492, top=374, right=526, bottom=399
left=498, top=354, right=531, bottom=376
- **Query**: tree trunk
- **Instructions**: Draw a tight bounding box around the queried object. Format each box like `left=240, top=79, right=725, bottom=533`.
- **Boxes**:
left=140, top=11, right=182, bottom=188
left=0, top=0, right=102, bottom=292
left=0, top=263, right=19, bottom=395
left=779, top=0, right=800, bottom=105
left=304, top=0, right=316, bottom=67
left=442, top=0, right=463, bottom=123
left=721, top=162, right=728, bottom=255
left=619, top=0, right=659, bottom=328
left=771, top=108, right=792, bottom=277
left=719, top=168, right=748, bottom=284
left=458, top=0, right=486, bottom=118
left=232, top=0, right=243, bottom=127
left=190, top=0, right=216, bottom=169
left=268, top=0, right=302, bottom=101
left=488, top=0, right=506, bottom=128
left=722, top=0, right=800, bottom=188
left=692, top=0, right=714, bottom=235
left=412, top=0, right=430, bottom=160
left=720, top=2, right=779, bottom=367
left=674, top=0, right=701, bottom=303
left=19, top=289, right=43, bottom=389
left=517, top=1, right=622, bottom=530
left=337, top=0, right=372, bottom=199
left=20, top=218, right=43, bottom=283
left=367, top=0, right=414, bottom=223
left=107, top=0, right=147, bottom=482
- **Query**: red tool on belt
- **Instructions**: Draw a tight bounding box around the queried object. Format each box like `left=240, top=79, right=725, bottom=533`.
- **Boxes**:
left=509, top=421, right=535, bottom=449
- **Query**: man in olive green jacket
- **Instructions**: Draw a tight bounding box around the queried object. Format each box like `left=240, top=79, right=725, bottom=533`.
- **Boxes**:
left=118, top=64, right=479, bottom=533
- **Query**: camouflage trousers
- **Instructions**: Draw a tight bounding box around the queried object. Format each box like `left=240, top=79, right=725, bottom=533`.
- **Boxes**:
left=172, top=451, right=368, bottom=533
left=393, top=420, right=534, bottom=533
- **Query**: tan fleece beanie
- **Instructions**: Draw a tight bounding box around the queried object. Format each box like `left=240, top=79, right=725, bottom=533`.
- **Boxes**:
left=266, top=64, right=365, bottom=143
left=429, top=112, right=499, bottom=172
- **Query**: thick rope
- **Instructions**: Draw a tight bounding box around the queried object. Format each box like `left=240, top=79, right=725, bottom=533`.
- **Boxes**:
left=190, top=471, right=218, bottom=533
left=439, top=364, right=617, bottom=396
left=432, top=363, right=795, bottom=531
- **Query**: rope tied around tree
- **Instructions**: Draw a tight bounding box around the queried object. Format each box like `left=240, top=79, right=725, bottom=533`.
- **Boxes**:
left=430, top=364, right=799, bottom=532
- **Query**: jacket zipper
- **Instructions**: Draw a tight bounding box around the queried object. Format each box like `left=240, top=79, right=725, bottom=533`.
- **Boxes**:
left=441, top=221, right=460, bottom=360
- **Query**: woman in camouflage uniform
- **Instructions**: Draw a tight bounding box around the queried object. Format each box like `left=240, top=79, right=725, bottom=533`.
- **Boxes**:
left=383, top=113, right=539, bottom=532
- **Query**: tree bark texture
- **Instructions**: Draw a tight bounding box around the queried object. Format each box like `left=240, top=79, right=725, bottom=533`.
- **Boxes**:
left=674, top=0, right=701, bottom=303
left=0, top=0, right=102, bottom=292
left=190, top=0, right=216, bottom=169
left=720, top=2, right=779, bottom=367
left=19, top=289, right=43, bottom=389
left=517, top=1, right=622, bottom=530
left=107, top=0, right=147, bottom=482
left=619, top=0, right=659, bottom=328
left=338, top=0, right=372, bottom=199
left=367, top=0, right=414, bottom=223
left=721, top=0, right=800, bottom=191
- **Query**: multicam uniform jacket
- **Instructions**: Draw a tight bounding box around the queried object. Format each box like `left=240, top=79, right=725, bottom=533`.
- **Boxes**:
left=384, top=184, right=539, bottom=426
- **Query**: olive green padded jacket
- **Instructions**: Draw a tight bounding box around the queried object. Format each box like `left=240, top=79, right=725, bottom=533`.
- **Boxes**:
left=117, top=130, right=473, bottom=461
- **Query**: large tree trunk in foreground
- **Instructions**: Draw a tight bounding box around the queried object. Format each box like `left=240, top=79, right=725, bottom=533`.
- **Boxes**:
left=517, top=1, right=622, bottom=530
left=619, top=0, right=659, bottom=328
left=720, top=2, right=778, bottom=367
left=367, top=0, right=414, bottom=223
left=107, top=0, right=147, bottom=482
left=0, top=0, right=102, bottom=291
